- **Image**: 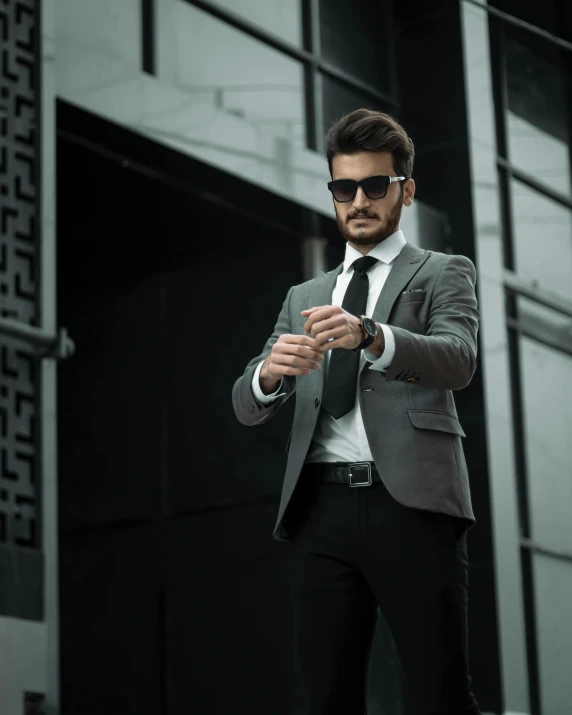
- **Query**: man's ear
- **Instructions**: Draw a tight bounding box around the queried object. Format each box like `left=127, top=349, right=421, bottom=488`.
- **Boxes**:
left=403, top=178, right=415, bottom=207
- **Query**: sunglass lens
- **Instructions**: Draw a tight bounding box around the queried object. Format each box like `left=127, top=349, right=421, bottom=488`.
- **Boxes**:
left=362, top=176, right=389, bottom=199
left=331, top=180, right=356, bottom=202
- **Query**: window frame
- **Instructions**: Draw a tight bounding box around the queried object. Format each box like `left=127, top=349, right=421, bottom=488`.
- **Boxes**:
left=488, top=8, right=572, bottom=715
left=182, top=0, right=399, bottom=152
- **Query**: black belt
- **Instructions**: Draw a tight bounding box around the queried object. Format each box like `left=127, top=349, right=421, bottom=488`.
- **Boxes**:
left=303, top=461, right=382, bottom=487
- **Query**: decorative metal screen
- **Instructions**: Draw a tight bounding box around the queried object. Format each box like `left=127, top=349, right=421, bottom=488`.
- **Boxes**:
left=0, top=0, right=43, bottom=619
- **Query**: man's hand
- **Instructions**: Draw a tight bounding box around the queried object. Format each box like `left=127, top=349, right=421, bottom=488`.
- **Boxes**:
left=261, top=334, right=324, bottom=392
left=301, top=306, right=364, bottom=352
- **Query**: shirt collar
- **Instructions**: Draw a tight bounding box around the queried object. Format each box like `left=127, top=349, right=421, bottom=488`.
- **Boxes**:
left=343, top=230, right=407, bottom=273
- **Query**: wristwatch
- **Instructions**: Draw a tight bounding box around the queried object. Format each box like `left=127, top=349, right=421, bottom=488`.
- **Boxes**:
left=352, top=315, right=378, bottom=353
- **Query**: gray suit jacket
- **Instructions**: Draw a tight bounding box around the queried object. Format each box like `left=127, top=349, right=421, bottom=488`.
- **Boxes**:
left=232, top=242, right=480, bottom=541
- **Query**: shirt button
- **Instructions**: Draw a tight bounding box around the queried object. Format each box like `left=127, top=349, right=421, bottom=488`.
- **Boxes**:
left=314, top=397, right=320, bottom=407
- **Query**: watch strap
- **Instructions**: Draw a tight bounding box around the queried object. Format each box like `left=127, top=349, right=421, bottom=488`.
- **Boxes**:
left=352, top=316, right=377, bottom=353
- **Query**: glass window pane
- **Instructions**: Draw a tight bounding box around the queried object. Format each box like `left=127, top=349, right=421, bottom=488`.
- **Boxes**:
left=516, top=297, right=572, bottom=355
left=209, top=0, right=303, bottom=47
left=491, top=0, right=570, bottom=43
left=504, top=28, right=571, bottom=195
left=322, top=75, right=391, bottom=151
left=519, top=334, right=572, bottom=554
left=319, top=0, right=394, bottom=94
left=510, top=179, right=572, bottom=299
left=172, top=2, right=306, bottom=148
left=533, top=554, right=572, bottom=715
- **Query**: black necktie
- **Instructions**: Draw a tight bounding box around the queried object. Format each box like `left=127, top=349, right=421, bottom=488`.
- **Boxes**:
left=321, top=255, right=379, bottom=419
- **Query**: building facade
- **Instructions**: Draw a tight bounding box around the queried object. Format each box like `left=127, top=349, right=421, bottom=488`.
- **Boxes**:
left=0, top=1, right=570, bottom=713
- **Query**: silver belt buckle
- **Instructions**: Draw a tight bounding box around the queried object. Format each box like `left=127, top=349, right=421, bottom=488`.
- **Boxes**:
left=348, top=462, right=372, bottom=487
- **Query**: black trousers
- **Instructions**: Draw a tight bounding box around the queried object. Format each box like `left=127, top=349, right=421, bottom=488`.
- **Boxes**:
left=285, top=465, right=482, bottom=715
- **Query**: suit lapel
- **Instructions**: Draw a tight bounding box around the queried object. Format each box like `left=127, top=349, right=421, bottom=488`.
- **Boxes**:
left=308, top=263, right=344, bottom=312
left=370, top=242, right=430, bottom=325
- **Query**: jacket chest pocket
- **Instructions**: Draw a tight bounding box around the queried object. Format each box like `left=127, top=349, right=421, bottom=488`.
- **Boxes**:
left=389, top=290, right=428, bottom=333
left=398, top=290, right=427, bottom=304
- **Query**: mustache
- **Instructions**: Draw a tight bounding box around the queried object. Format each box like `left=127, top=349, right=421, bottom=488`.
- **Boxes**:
left=348, top=213, right=377, bottom=220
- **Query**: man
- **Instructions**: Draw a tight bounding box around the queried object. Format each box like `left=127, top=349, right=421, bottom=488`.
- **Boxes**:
left=232, top=109, right=482, bottom=715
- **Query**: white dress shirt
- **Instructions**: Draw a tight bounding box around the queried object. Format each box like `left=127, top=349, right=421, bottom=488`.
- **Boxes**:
left=252, top=230, right=407, bottom=463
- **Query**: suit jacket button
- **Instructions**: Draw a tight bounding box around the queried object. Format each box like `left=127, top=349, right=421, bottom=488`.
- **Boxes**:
left=314, top=397, right=320, bottom=407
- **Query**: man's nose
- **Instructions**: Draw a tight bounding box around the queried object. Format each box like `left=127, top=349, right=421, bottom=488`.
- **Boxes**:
left=352, top=186, right=370, bottom=210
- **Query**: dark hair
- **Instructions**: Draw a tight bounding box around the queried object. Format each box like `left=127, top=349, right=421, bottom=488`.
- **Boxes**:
left=325, top=109, right=415, bottom=181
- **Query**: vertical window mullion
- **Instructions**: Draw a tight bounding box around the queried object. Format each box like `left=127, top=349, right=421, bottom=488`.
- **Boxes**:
left=492, top=14, right=543, bottom=715
left=302, top=63, right=317, bottom=152
left=385, top=0, right=398, bottom=103
left=142, top=0, right=155, bottom=75
left=490, top=18, right=514, bottom=271
left=302, top=0, right=323, bottom=153
left=565, top=50, right=572, bottom=201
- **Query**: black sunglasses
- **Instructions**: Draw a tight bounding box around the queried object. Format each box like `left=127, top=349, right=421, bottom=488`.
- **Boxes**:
left=327, top=175, right=406, bottom=202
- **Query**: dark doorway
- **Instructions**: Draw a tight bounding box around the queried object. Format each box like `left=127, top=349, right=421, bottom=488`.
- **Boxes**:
left=56, top=101, right=311, bottom=715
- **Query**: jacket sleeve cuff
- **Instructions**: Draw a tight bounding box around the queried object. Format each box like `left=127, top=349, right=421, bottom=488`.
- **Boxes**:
left=364, top=324, right=396, bottom=372
left=251, top=360, right=286, bottom=404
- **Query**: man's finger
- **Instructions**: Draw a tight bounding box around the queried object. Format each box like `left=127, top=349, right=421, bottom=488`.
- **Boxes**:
left=302, top=306, right=336, bottom=335
left=318, top=336, right=343, bottom=352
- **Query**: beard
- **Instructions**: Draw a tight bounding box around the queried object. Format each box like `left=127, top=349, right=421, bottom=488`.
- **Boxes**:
left=335, top=194, right=404, bottom=247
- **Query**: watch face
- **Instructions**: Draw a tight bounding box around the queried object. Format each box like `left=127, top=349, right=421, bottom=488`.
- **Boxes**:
left=362, top=317, right=376, bottom=337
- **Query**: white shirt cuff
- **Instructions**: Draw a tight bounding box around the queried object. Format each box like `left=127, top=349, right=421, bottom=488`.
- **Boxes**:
left=252, top=360, right=286, bottom=404
left=363, top=324, right=395, bottom=371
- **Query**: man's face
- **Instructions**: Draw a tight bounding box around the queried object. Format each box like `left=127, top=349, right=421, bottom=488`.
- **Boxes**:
left=330, top=151, right=415, bottom=251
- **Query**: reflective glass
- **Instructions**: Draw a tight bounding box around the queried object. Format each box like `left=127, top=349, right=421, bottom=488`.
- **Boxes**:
left=172, top=2, right=306, bottom=148
left=209, top=0, right=302, bottom=47
left=328, top=176, right=395, bottom=202
left=491, top=0, right=572, bottom=43
left=519, top=334, right=572, bottom=554
left=319, top=0, right=394, bottom=94
left=504, top=29, right=570, bottom=195
left=510, top=179, right=572, bottom=300
left=516, top=297, right=572, bottom=355
left=322, top=75, right=391, bottom=153
left=533, top=554, right=572, bottom=714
